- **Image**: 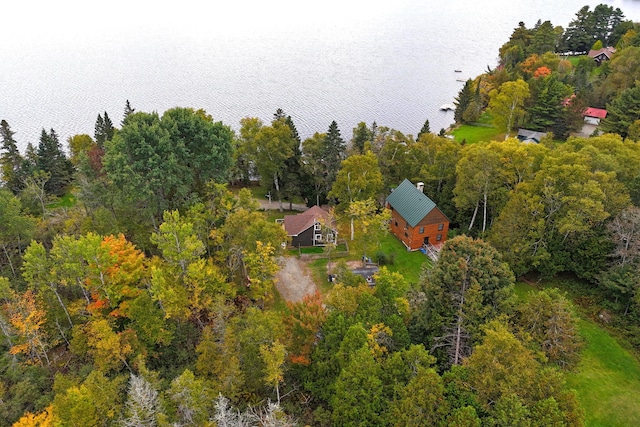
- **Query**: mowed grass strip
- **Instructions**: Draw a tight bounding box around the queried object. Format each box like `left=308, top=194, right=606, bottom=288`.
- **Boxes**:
left=451, top=124, right=502, bottom=144
left=566, top=319, right=640, bottom=427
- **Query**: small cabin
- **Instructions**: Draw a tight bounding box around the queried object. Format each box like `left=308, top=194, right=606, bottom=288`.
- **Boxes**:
left=588, top=46, right=616, bottom=65
left=386, top=179, right=450, bottom=251
left=283, top=205, right=337, bottom=247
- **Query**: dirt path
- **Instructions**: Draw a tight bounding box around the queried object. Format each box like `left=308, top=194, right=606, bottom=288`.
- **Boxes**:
left=275, top=256, right=318, bottom=302
left=255, top=198, right=308, bottom=212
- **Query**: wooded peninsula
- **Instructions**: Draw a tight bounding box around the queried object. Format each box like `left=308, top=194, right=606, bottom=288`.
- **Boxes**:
left=2, top=3, right=640, bottom=426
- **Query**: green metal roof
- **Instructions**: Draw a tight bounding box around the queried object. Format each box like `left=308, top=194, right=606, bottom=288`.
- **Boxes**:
left=386, top=179, right=437, bottom=228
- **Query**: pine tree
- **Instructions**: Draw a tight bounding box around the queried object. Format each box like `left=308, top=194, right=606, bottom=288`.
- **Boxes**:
left=0, top=120, right=25, bottom=194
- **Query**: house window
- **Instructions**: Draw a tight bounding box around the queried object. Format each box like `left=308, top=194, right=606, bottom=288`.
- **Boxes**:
left=438, top=223, right=444, bottom=231
left=419, top=226, right=424, bottom=234
left=404, top=221, right=408, bottom=230
left=395, top=221, right=398, bottom=227
left=404, top=232, right=408, bottom=238
left=436, top=234, right=442, bottom=241
left=315, top=234, right=323, bottom=242
left=314, top=223, right=321, bottom=231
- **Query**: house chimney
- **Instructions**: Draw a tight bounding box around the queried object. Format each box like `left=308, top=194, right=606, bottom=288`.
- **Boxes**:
left=417, top=182, right=424, bottom=193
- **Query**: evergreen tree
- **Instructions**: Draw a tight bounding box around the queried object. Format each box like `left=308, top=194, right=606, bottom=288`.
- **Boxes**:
left=600, top=85, right=640, bottom=138
left=562, top=6, right=594, bottom=53
left=270, top=110, right=308, bottom=209
left=322, top=121, right=346, bottom=198
left=94, top=113, right=106, bottom=147
left=0, top=120, right=25, bottom=194
left=530, top=20, right=559, bottom=54
left=454, top=80, right=474, bottom=124
left=417, top=119, right=431, bottom=140
left=330, top=345, right=385, bottom=426
left=526, top=74, right=573, bottom=131
left=103, top=111, right=115, bottom=142
left=35, top=129, right=73, bottom=196
left=499, top=22, right=532, bottom=67
left=122, top=99, right=135, bottom=125
left=273, top=108, right=287, bottom=121
left=95, top=112, right=115, bottom=147
left=351, top=122, right=373, bottom=154
left=285, top=115, right=301, bottom=146
left=410, top=236, right=515, bottom=368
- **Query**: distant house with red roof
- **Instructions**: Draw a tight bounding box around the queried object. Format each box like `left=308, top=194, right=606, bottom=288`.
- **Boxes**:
left=588, top=47, right=616, bottom=65
left=282, top=206, right=337, bottom=247
left=583, top=107, right=607, bottom=125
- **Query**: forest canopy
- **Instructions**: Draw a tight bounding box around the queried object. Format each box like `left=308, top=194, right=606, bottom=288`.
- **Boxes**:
left=1, top=3, right=640, bottom=426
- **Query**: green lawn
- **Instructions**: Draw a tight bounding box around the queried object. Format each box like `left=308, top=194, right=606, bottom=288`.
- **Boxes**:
left=47, top=192, right=77, bottom=209
left=451, top=123, right=502, bottom=144
left=515, top=280, right=640, bottom=426
left=567, top=319, right=640, bottom=427
left=305, top=233, right=429, bottom=294
left=376, top=234, right=431, bottom=284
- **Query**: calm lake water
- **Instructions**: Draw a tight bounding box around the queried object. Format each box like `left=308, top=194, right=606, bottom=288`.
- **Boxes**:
left=2, top=0, right=640, bottom=150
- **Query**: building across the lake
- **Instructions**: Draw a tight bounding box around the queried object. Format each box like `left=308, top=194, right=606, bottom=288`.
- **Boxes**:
left=588, top=46, right=616, bottom=65
left=386, top=179, right=450, bottom=251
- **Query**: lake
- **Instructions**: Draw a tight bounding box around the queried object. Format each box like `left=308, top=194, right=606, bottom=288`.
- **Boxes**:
left=2, top=0, right=640, bottom=150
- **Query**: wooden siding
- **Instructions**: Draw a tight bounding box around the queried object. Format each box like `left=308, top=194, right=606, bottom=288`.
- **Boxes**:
left=389, top=207, right=449, bottom=251
left=291, top=227, right=315, bottom=247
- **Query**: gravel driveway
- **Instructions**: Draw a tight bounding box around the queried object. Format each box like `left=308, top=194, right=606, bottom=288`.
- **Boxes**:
left=275, top=256, right=318, bottom=302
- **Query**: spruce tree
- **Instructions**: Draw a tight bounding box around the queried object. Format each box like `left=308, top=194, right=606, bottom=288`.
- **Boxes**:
left=94, top=114, right=106, bottom=147
left=0, top=120, right=25, bottom=194
left=351, top=122, right=372, bottom=154
left=417, top=119, right=431, bottom=140
left=36, top=128, right=73, bottom=196
left=103, top=111, right=115, bottom=142
left=122, top=99, right=135, bottom=125
left=454, top=80, right=474, bottom=124
left=281, top=114, right=308, bottom=209
left=323, top=121, right=346, bottom=198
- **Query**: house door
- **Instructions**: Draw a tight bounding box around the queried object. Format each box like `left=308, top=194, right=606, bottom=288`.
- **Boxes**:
left=423, top=236, right=429, bottom=245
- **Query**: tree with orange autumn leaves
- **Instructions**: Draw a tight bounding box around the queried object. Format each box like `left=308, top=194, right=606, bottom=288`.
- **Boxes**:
left=285, top=292, right=326, bottom=366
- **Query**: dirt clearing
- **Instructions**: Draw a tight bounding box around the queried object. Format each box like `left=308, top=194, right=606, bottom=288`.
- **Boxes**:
left=275, top=256, right=318, bottom=302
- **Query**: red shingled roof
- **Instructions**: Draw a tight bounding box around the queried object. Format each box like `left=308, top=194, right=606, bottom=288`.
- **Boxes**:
left=583, top=107, right=607, bottom=119
left=283, top=206, right=332, bottom=236
left=588, top=46, right=616, bottom=59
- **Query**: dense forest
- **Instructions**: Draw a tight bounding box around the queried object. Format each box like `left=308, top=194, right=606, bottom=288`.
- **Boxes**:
left=1, top=3, right=640, bottom=426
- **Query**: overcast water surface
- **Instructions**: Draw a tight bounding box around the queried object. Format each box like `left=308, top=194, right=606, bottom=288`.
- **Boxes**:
left=2, top=0, right=640, bottom=149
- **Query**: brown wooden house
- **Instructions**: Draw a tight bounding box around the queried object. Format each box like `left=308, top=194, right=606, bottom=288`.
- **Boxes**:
left=283, top=205, right=337, bottom=248
left=386, top=179, right=450, bottom=251
left=588, top=46, right=616, bottom=65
